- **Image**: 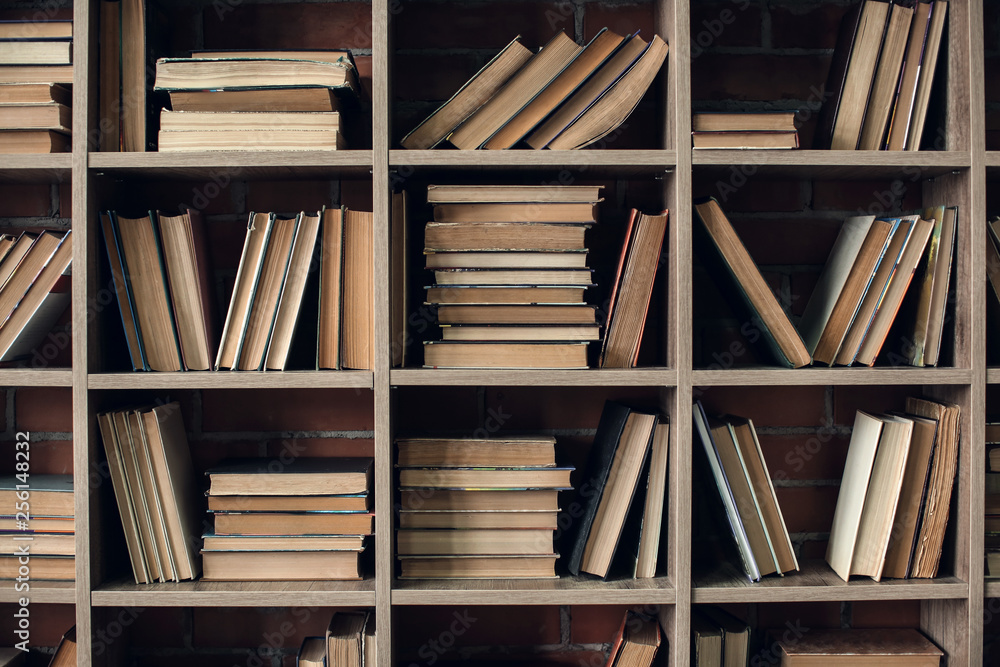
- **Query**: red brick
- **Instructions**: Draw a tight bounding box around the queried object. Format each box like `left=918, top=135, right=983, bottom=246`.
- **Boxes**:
left=484, top=387, right=665, bottom=431
left=395, top=606, right=560, bottom=649
left=850, top=600, right=921, bottom=628
left=584, top=4, right=656, bottom=43
left=0, top=603, right=74, bottom=647
left=187, top=440, right=264, bottom=474
left=394, top=53, right=486, bottom=103
left=756, top=601, right=842, bottom=631
left=831, top=385, right=918, bottom=426
left=129, top=607, right=188, bottom=648
left=697, top=386, right=827, bottom=427
left=692, top=54, right=831, bottom=103
left=265, top=437, right=374, bottom=459
left=711, top=180, right=808, bottom=213
left=757, top=433, right=850, bottom=483
left=0, top=439, right=71, bottom=476
left=136, top=181, right=235, bottom=217
left=770, top=4, right=849, bottom=50
left=247, top=181, right=333, bottom=216
left=774, top=485, right=839, bottom=535
left=193, top=606, right=336, bottom=648
left=812, top=179, right=919, bottom=214
left=729, top=218, right=841, bottom=266
left=16, top=387, right=71, bottom=432
left=203, top=3, right=372, bottom=50
left=0, top=185, right=51, bottom=217
left=395, top=3, right=567, bottom=50
left=690, top=3, right=763, bottom=49
left=202, top=388, right=374, bottom=432
left=570, top=605, right=631, bottom=644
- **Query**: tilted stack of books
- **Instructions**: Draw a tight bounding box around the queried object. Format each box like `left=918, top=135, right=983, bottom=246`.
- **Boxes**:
left=97, top=403, right=202, bottom=584
left=827, top=397, right=960, bottom=581
left=0, top=20, right=73, bottom=153
left=153, top=50, right=364, bottom=151
left=692, top=402, right=798, bottom=582
left=694, top=197, right=958, bottom=368
left=0, top=475, right=74, bottom=581
left=400, top=29, right=668, bottom=150
left=396, top=437, right=571, bottom=579
left=818, top=0, right=947, bottom=151
left=422, top=184, right=602, bottom=369
left=0, top=229, right=72, bottom=364
left=202, top=457, right=373, bottom=581
left=692, top=111, right=799, bottom=150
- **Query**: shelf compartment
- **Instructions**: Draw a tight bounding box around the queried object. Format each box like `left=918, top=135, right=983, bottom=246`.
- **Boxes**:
left=0, top=369, right=73, bottom=387
left=692, top=560, right=968, bottom=603
left=692, top=367, right=973, bottom=387
left=389, top=150, right=677, bottom=174
left=391, top=576, right=676, bottom=605
left=90, top=578, right=376, bottom=607
left=88, top=151, right=374, bottom=180
left=88, top=371, right=374, bottom=390
left=0, top=155, right=72, bottom=183
left=692, top=150, right=971, bottom=179
left=390, top=368, right=677, bottom=387
left=0, top=580, right=75, bottom=604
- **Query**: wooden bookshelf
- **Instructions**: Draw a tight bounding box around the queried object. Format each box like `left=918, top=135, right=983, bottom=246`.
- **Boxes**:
left=0, top=0, right=981, bottom=664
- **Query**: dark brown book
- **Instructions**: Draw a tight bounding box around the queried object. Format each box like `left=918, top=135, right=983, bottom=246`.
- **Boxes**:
left=815, top=2, right=867, bottom=148
left=167, top=87, right=342, bottom=113
left=99, top=1, right=120, bottom=151
left=777, top=628, right=942, bottom=666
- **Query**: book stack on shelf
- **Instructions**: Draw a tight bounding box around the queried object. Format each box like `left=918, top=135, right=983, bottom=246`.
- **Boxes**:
left=0, top=475, right=74, bottom=581
left=827, top=397, right=959, bottom=581
left=691, top=111, right=799, bottom=149
left=690, top=607, right=749, bottom=667
left=818, top=0, right=947, bottom=150
left=297, top=611, right=375, bottom=667
left=396, top=437, right=570, bottom=579
left=693, top=403, right=798, bottom=582
left=568, top=401, right=669, bottom=579
left=0, top=229, right=72, bottom=364
left=694, top=197, right=957, bottom=368
left=773, top=628, right=943, bottom=666
left=400, top=29, right=668, bottom=150
left=202, top=457, right=373, bottom=581
left=97, top=403, right=202, bottom=584
left=0, top=82, right=71, bottom=153
left=153, top=51, right=363, bottom=151
left=422, top=184, right=601, bottom=369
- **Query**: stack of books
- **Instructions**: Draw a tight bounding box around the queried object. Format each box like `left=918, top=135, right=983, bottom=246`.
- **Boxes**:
left=692, top=111, right=798, bottom=149
left=0, top=19, right=73, bottom=96
left=153, top=51, right=363, bottom=151
left=826, top=397, right=960, bottom=581
left=396, top=437, right=571, bottom=579
left=297, top=611, right=376, bottom=667
left=691, top=607, right=750, bottom=667
left=774, top=629, right=943, bottom=665
left=400, top=29, right=668, bottom=150
left=96, top=403, right=202, bottom=584
left=0, top=475, right=74, bottom=581
left=693, top=402, right=798, bottom=582
left=422, top=184, right=603, bottom=369
left=201, top=457, right=373, bottom=581
left=567, top=401, right=669, bottom=579
left=0, top=82, right=71, bottom=153
left=0, top=229, right=72, bottom=363
left=818, top=0, right=947, bottom=150
left=694, top=197, right=958, bottom=368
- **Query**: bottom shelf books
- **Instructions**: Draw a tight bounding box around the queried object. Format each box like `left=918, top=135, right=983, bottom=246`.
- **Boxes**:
left=0, top=475, right=74, bottom=581
left=606, top=611, right=663, bottom=667
left=297, top=611, right=375, bottom=667
left=396, top=437, right=569, bottom=579
left=202, top=457, right=374, bottom=581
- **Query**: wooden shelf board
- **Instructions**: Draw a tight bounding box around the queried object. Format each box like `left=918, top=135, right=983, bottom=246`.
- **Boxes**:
left=0, top=368, right=73, bottom=387
left=986, top=579, right=1000, bottom=598
left=88, top=151, right=374, bottom=179
left=0, top=580, right=75, bottom=604
left=692, top=150, right=971, bottom=178
left=389, top=149, right=676, bottom=174
left=88, top=371, right=374, bottom=390
left=692, top=366, right=973, bottom=386
left=90, top=578, right=376, bottom=607
left=389, top=368, right=678, bottom=386
left=988, top=368, right=1000, bottom=384
left=985, top=152, right=1000, bottom=169
left=692, top=561, right=968, bottom=603
left=0, top=154, right=71, bottom=183
left=391, top=576, right=676, bottom=605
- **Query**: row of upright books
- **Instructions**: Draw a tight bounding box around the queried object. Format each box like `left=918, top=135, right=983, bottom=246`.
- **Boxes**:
left=422, top=184, right=668, bottom=369
left=0, top=475, right=74, bottom=581
left=401, top=29, right=668, bottom=150
left=695, top=197, right=957, bottom=369
left=101, top=205, right=373, bottom=372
